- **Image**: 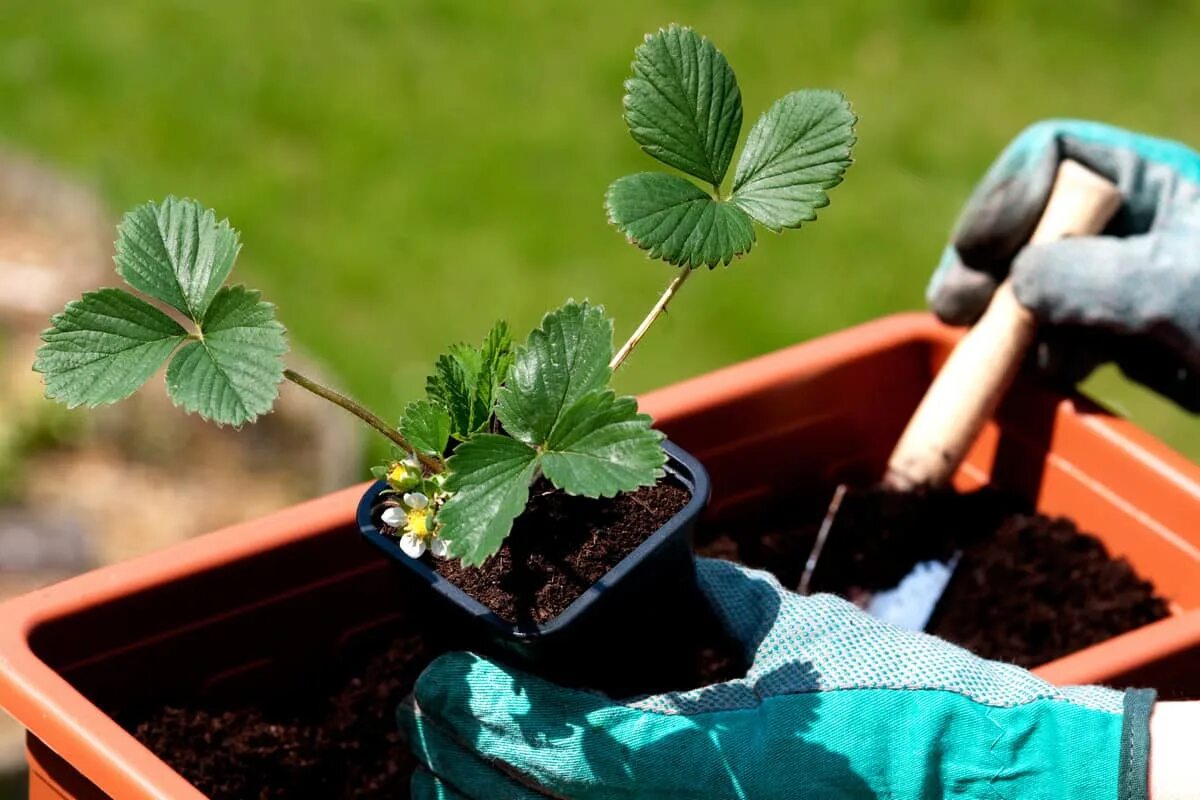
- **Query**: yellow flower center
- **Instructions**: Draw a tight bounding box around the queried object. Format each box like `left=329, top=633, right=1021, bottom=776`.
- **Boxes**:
left=404, top=507, right=432, bottom=538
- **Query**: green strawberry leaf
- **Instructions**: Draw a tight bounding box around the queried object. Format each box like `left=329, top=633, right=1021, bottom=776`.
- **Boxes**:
left=34, top=288, right=187, bottom=407
left=39, top=198, right=290, bottom=427
left=496, top=301, right=612, bottom=443
left=606, top=172, right=755, bottom=268
left=731, top=90, right=856, bottom=231
left=439, top=301, right=667, bottom=563
left=425, top=320, right=514, bottom=440
left=541, top=389, right=666, bottom=497
left=115, top=197, right=240, bottom=321
left=439, top=433, right=539, bottom=567
left=477, top=320, right=514, bottom=415
left=400, top=398, right=451, bottom=457
left=624, top=25, right=742, bottom=187
left=165, top=286, right=287, bottom=426
left=426, top=350, right=479, bottom=440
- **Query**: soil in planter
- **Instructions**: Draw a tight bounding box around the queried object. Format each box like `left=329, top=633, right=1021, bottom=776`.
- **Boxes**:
left=696, top=485, right=1171, bottom=668
left=128, top=612, right=743, bottom=800
left=129, top=629, right=431, bottom=800
left=126, top=480, right=745, bottom=800
left=124, top=484, right=1169, bottom=799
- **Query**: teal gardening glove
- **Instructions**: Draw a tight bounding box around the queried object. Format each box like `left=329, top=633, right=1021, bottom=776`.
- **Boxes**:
left=928, top=120, right=1200, bottom=411
left=400, top=558, right=1154, bottom=799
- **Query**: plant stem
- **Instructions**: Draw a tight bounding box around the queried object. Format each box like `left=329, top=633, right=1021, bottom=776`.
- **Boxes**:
left=610, top=265, right=692, bottom=372
left=283, top=368, right=443, bottom=473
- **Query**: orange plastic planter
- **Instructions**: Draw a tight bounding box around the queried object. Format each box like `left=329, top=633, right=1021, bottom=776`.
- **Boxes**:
left=2, top=312, right=1199, bottom=799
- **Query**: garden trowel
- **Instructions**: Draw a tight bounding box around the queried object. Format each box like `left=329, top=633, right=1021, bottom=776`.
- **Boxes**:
left=801, top=159, right=1123, bottom=630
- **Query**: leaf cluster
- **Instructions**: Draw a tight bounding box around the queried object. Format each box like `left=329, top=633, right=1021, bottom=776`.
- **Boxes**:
left=412, top=302, right=666, bottom=566
left=34, top=197, right=287, bottom=426
left=607, top=24, right=857, bottom=269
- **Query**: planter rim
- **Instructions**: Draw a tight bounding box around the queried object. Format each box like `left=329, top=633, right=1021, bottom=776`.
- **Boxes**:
left=641, top=312, right=1200, bottom=501
left=1, top=312, right=1199, bottom=800
left=356, top=439, right=710, bottom=638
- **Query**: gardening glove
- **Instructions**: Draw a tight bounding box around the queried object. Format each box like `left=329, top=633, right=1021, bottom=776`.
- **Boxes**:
left=398, top=557, right=1155, bottom=799
left=927, top=119, right=1200, bottom=411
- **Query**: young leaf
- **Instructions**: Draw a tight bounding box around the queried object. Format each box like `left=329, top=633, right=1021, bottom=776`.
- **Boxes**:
left=439, top=434, right=539, bottom=567
left=731, top=90, right=856, bottom=231
left=496, top=301, right=612, bottom=443
left=34, top=288, right=187, bottom=407
left=606, top=172, right=755, bottom=268
left=541, top=389, right=666, bottom=497
left=426, top=351, right=479, bottom=439
left=624, top=25, right=742, bottom=187
left=477, top=320, right=514, bottom=413
left=165, top=286, right=287, bottom=425
left=115, top=197, right=240, bottom=322
left=400, top=398, right=451, bottom=457
left=425, top=321, right=514, bottom=440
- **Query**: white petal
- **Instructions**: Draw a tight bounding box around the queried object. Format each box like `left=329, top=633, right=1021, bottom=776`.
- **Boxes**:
left=403, top=453, right=421, bottom=468
left=403, top=492, right=429, bottom=510
left=399, top=533, right=427, bottom=559
left=380, top=506, right=407, bottom=528
left=429, top=537, right=449, bottom=558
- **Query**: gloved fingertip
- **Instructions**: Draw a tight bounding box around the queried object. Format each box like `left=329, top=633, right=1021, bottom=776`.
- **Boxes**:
left=413, top=649, right=581, bottom=746
left=694, top=557, right=790, bottom=658
left=413, top=651, right=498, bottom=716
left=925, top=245, right=959, bottom=304
left=927, top=255, right=999, bottom=326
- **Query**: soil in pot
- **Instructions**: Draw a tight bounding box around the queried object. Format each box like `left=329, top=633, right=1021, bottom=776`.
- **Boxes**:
left=406, top=479, right=691, bottom=627
left=122, top=484, right=1169, bottom=799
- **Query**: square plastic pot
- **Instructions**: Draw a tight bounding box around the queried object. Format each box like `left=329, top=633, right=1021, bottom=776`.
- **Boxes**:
left=1, top=312, right=1199, bottom=799
left=356, top=440, right=709, bottom=683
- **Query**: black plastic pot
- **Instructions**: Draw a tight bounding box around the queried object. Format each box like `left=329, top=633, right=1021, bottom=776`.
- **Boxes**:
left=357, top=440, right=710, bottom=686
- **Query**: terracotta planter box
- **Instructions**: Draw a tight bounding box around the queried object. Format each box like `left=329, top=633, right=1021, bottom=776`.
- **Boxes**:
left=2, top=312, right=1199, bottom=799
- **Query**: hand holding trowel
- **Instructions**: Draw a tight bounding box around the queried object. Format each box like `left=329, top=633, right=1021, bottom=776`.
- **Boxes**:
left=800, top=159, right=1123, bottom=628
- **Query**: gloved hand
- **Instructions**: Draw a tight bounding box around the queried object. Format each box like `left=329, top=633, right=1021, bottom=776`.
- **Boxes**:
left=927, top=120, right=1200, bottom=411
left=399, top=558, right=1154, bottom=799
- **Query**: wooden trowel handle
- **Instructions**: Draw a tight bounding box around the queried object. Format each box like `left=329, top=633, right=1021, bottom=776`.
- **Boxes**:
left=883, top=159, right=1123, bottom=491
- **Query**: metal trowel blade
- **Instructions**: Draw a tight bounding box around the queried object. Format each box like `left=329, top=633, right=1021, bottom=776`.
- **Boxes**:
left=864, top=552, right=960, bottom=632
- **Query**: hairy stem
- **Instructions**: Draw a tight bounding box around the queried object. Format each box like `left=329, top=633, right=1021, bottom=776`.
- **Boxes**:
left=283, top=368, right=443, bottom=473
left=610, top=265, right=692, bottom=371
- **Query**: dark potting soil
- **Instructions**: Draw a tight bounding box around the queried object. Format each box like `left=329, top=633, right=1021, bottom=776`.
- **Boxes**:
left=696, top=485, right=1171, bottom=668
left=125, top=479, right=743, bottom=800
left=428, top=479, right=691, bottom=625
left=128, top=630, right=430, bottom=800
left=125, top=484, right=1169, bottom=798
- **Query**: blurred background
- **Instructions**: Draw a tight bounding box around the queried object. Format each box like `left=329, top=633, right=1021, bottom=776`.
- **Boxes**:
left=1, top=0, right=1199, bottom=789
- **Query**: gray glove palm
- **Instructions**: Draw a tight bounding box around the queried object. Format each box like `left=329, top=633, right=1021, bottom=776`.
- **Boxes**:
left=928, top=120, right=1200, bottom=410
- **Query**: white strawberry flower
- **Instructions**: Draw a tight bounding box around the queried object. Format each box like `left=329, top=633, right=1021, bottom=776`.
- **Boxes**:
left=399, top=532, right=427, bottom=559
left=380, top=506, right=407, bottom=529
left=429, top=536, right=449, bottom=558
left=403, top=491, right=429, bottom=510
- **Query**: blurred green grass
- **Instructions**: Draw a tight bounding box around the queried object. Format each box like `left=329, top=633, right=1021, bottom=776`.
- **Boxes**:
left=2, top=0, right=1198, bottom=465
